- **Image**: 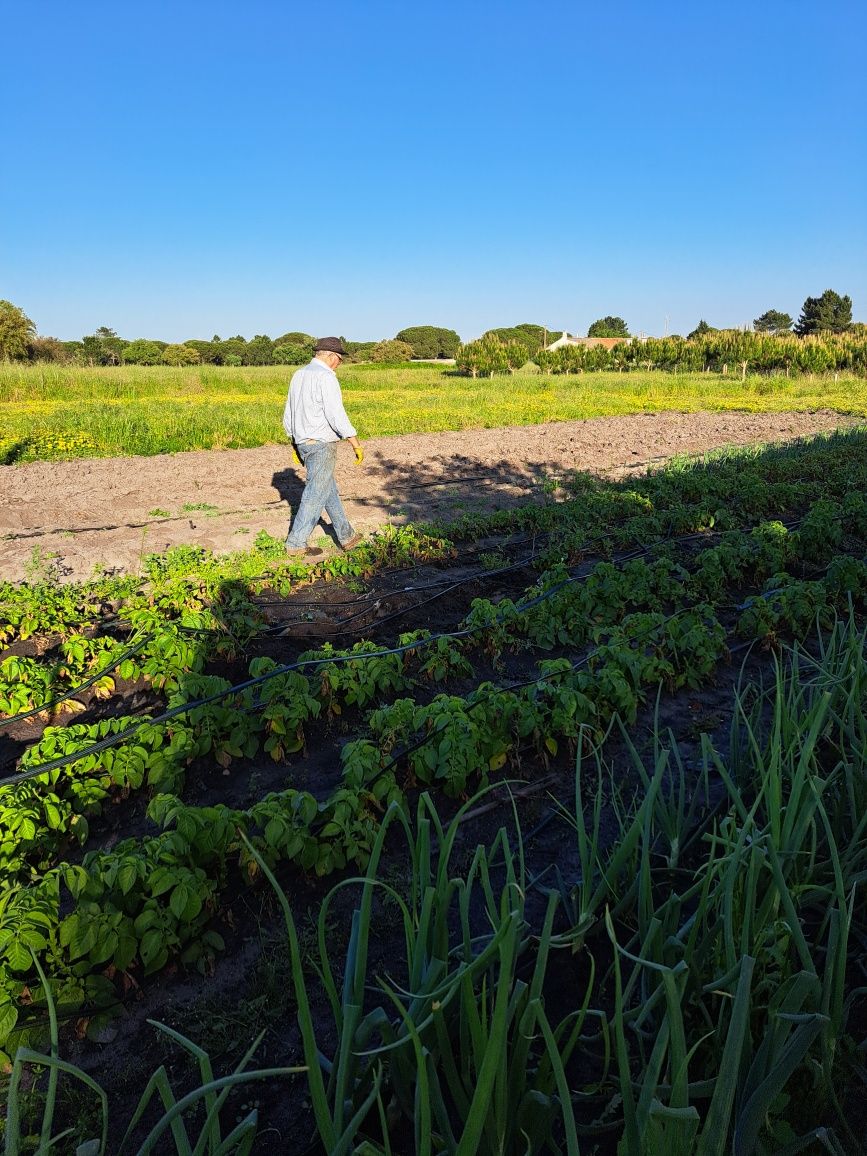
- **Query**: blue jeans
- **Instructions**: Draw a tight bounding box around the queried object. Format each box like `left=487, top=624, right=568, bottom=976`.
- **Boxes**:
left=285, top=440, right=354, bottom=548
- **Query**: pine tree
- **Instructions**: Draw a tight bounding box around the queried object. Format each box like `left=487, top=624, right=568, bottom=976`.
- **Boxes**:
left=753, top=310, right=793, bottom=334
left=794, top=290, right=852, bottom=335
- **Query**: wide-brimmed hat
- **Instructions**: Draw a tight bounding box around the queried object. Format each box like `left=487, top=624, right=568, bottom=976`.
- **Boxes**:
left=314, top=336, right=348, bottom=356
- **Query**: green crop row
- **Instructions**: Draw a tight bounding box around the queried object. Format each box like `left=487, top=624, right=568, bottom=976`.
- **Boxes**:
left=8, top=615, right=866, bottom=1153
left=0, top=600, right=730, bottom=1058
left=3, top=491, right=865, bottom=900
left=0, top=632, right=146, bottom=716
left=0, top=573, right=140, bottom=646
left=0, top=534, right=426, bottom=719
left=0, top=523, right=454, bottom=653
left=3, top=533, right=867, bottom=1061
left=6, top=492, right=859, bottom=884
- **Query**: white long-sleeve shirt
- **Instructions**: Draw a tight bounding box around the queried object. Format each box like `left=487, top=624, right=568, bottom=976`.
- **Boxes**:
left=282, top=357, right=357, bottom=443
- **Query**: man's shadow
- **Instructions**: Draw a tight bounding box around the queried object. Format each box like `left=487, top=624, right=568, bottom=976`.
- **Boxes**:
left=270, top=467, right=344, bottom=547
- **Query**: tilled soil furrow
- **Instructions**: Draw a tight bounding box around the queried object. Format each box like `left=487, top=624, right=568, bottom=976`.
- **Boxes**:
left=0, top=409, right=855, bottom=581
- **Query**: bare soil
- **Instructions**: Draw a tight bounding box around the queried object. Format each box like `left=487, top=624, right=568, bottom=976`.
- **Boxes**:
left=0, top=410, right=854, bottom=583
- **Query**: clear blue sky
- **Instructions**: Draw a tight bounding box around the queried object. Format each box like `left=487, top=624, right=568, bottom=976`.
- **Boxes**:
left=2, top=0, right=865, bottom=342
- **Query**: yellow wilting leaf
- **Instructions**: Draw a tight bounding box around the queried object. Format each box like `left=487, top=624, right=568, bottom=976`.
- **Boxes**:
left=94, top=677, right=116, bottom=700
left=489, top=752, right=507, bottom=771
left=545, top=736, right=558, bottom=756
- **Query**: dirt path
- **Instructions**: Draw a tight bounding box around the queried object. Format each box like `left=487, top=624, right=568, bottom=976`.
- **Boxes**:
left=0, top=410, right=856, bottom=583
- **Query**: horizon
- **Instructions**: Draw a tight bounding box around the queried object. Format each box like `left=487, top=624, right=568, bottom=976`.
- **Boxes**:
left=19, top=315, right=860, bottom=349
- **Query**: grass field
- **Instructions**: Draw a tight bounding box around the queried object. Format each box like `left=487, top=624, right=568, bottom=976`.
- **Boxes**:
left=1, top=361, right=866, bottom=462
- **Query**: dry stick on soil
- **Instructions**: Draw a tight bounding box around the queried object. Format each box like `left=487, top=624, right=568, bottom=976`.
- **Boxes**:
left=455, top=774, right=559, bottom=825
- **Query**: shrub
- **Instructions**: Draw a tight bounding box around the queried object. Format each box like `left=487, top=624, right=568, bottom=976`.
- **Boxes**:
left=124, top=339, right=165, bottom=365
left=273, top=343, right=312, bottom=365
left=161, top=343, right=201, bottom=366
left=456, top=334, right=510, bottom=377
left=369, top=339, right=414, bottom=363
left=0, top=300, right=36, bottom=360
left=28, top=336, right=70, bottom=363
left=345, top=341, right=377, bottom=363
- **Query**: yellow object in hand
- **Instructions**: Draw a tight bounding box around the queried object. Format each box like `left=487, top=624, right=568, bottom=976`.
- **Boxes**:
left=354, top=445, right=364, bottom=465
left=292, top=446, right=302, bottom=466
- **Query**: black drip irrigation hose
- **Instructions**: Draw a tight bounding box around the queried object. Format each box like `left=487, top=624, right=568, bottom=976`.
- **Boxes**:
left=172, top=512, right=804, bottom=644
left=0, top=512, right=808, bottom=773
left=175, top=533, right=558, bottom=637
left=175, top=536, right=639, bottom=645
left=246, top=513, right=806, bottom=641
left=2, top=514, right=846, bottom=792
left=363, top=561, right=865, bottom=795
left=298, top=551, right=544, bottom=636
left=231, top=484, right=681, bottom=595
left=0, top=632, right=480, bottom=789
left=230, top=548, right=542, bottom=615
left=0, top=632, right=155, bottom=732
left=238, top=527, right=548, bottom=594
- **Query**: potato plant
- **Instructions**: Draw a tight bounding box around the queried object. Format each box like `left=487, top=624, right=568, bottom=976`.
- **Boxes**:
left=0, top=431, right=865, bottom=1095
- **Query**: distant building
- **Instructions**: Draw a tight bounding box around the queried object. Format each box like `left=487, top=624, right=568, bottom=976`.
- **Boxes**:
left=545, top=332, right=633, bottom=351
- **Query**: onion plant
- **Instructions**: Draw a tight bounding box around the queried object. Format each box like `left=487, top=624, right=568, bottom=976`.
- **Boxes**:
left=2, top=960, right=301, bottom=1155
left=598, top=613, right=866, bottom=1153
left=245, top=790, right=591, bottom=1154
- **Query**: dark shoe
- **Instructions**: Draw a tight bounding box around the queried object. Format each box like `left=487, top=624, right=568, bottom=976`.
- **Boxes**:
left=339, top=532, right=363, bottom=551
left=286, top=546, right=325, bottom=559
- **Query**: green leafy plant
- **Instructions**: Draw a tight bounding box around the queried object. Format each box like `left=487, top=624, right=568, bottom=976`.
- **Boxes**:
left=244, top=790, right=587, bottom=1154
left=2, top=957, right=303, bottom=1154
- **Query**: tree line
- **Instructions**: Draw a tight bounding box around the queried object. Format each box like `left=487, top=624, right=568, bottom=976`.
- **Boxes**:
left=454, top=292, right=860, bottom=378
left=0, top=291, right=857, bottom=367
left=457, top=330, right=867, bottom=379
left=0, top=308, right=464, bottom=366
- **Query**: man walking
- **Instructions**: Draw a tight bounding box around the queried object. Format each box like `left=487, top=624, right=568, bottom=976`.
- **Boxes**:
left=283, top=336, right=364, bottom=557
